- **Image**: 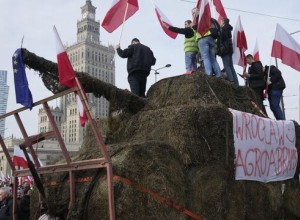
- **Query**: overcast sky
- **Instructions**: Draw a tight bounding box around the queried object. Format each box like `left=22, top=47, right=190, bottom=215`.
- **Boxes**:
left=1, top=0, right=300, bottom=138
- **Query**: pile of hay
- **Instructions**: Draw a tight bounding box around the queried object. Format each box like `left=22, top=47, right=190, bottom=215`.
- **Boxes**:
left=39, top=73, right=300, bottom=220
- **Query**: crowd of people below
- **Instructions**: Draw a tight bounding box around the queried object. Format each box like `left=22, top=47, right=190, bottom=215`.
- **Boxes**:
left=0, top=181, right=31, bottom=220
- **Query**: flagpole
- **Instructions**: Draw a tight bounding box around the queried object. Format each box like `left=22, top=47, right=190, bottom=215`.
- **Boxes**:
left=118, top=2, right=129, bottom=44
left=209, top=0, right=215, bottom=19
left=274, top=57, right=286, bottom=119
left=263, top=57, right=272, bottom=99
left=112, top=2, right=129, bottom=64
left=21, top=36, right=24, bottom=49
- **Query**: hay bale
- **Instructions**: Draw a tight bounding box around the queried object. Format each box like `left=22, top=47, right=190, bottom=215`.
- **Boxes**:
left=39, top=72, right=300, bottom=220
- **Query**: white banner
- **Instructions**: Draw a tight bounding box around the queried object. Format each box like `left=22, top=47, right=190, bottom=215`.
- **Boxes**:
left=230, top=109, right=298, bottom=183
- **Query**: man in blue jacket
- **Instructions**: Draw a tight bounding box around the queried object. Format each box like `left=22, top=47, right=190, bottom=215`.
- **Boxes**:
left=116, top=38, right=156, bottom=97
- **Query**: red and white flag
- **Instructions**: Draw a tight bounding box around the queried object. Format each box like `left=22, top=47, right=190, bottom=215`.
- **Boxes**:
left=232, top=16, right=248, bottom=67
left=54, top=26, right=88, bottom=126
left=12, top=146, right=36, bottom=185
left=212, top=0, right=227, bottom=24
left=101, top=0, right=139, bottom=33
left=13, top=145, right=30, bottom=168
left=0, top=172, right=8, bottom=183
left=12, top=145, right=43, bottom=168
left=19, top=176, right=33, bottom=185
left=154, top=4, right=177, bottom=39
left=271, top=23, right=300, bottom=72
left=54, top=27, right=76, bottom=88
left=195, top=0, right=211, bottom=36
left=253, top=38, right=260, bottom=61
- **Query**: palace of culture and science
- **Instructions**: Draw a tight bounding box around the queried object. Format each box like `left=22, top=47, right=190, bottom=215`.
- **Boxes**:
left=0, top=0, right=113, bottom=174
left=38, top=0, right=115, bottom=145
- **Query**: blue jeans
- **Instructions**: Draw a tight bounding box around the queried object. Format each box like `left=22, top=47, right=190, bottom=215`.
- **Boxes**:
left=185, top=52, right=197, bottom=71
left=221, top=54, right=239, bottom=85
left=268, top=89, right=284, bottom=120
left=198, top=36, right=221, bottom=77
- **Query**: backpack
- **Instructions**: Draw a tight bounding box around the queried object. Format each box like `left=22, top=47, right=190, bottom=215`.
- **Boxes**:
left=209, top=18, right=221, bottom=39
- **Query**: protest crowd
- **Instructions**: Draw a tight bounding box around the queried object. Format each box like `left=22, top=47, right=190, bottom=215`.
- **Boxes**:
left=0, top=178, right=31, bottom=220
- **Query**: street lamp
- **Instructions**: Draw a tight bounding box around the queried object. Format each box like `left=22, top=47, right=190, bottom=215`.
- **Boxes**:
left=151, top=64, right=171, bottom=83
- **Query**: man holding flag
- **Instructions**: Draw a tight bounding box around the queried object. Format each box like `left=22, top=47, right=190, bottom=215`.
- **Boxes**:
left=162, top=20, right=198, bottom=73
left=263, top=65, right=286, bottom=120
left=243, top=54, right=267, bottom=115
left=193, top=1, right=221, bottom=77
left=116, top=38, right=156, bottom=97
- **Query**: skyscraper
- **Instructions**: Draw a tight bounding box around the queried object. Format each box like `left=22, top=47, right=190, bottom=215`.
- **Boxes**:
left=59, top=0, right=115, bottom=144
left=0, top=70, right=9, bottom=138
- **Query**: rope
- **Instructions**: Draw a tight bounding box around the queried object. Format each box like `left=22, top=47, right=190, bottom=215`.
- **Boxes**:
left=43, top=174, right=206, bottom=219
left=204, top=77, right=222, bottom=105
left=113, top=175, right=205, bottom=220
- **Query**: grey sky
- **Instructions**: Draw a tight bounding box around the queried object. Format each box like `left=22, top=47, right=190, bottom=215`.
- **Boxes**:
left=1, top=0, right=300, bottom=138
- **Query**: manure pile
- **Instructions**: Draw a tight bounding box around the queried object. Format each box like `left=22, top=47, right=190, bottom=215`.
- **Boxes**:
left=41, top=73, right=300, bottom=220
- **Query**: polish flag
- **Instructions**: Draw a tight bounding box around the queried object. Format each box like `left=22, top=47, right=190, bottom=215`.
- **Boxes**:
left=101, top=0, right=139, bottom=33
left=12, top=145, right=39, bottom=168
left=18, top=177, right=33, bottom=185
left=232, top=16, right=248, bottom=67
left=6, top=175, right=12, bottom=184
left=271, top=23, right=300, bottom=72
left=13, top=145, right=44, bottom=170
left=212, top=0, right=227, bottom=24
left=253, top=38, right=260, bottom=61
left=19, top=176, right=33, bottom=185
left=154, top=4, right=177, bottom=39
left=54, top=27, right=76, bottom=88
left=54, top=26, right=88, bottom=126
left=0, top=172, right=7, bottom=183
left=195, top=0, right=211, bottom=36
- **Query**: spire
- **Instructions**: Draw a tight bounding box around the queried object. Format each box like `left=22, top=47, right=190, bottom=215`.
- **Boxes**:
left=81, top=0, right=96, bottom=12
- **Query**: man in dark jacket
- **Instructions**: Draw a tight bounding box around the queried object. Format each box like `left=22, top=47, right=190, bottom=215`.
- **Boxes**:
left=162, top=20, right=198, bottom=73
left=264, top=65, right=286, bottom=120
left=0, top=187, right=13, bottom=220
left=219, top=18, right=239, bottom=85
left=18, top=186, right=31, bottom=220
left=116, top=38, right=156, bottom=97
left=243, top=54, right=267, bottom=114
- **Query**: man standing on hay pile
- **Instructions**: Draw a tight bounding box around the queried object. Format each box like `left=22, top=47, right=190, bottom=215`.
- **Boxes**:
left=243, top=54, right=267, bottom=115
left=264, top=65, right=286, bottom=120
left=116, top=38, right=156, bottom=97
left=161, top=20, right=199, bottom=74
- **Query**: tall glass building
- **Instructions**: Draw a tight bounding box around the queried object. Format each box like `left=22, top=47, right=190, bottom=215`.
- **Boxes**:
left=0, top=70, right=9, bottom=138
